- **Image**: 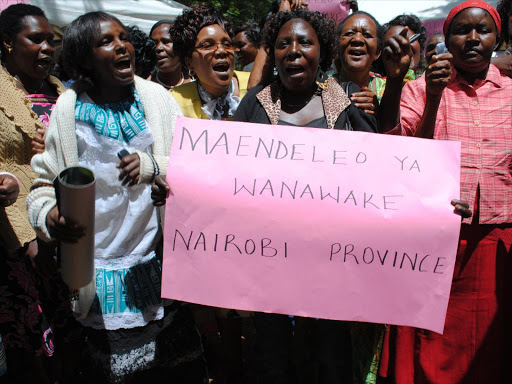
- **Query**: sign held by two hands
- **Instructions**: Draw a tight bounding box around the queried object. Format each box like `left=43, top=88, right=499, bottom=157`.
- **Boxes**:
left=162, top=116, right=461, bottom=334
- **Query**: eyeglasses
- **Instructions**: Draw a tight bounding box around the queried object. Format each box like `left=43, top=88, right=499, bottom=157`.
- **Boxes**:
left=194, top=40, right=235, bottom=53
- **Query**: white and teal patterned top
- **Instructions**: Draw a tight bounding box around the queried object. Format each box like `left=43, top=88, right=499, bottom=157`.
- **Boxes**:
left=75, top=91, right=165, bottom=330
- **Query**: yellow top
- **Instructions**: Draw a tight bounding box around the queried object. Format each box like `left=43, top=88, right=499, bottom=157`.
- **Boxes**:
left=171, top=70, right=250, bottom=120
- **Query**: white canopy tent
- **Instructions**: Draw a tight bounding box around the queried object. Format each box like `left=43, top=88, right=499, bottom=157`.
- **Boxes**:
left=358, top=0, right=499, bottom=24
left=29, top=0, right=187, bottom=33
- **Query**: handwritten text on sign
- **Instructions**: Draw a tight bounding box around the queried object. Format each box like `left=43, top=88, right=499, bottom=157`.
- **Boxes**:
left=162, top=116, right=461, bottom=333
left=306, top=0, right=350, bottom=23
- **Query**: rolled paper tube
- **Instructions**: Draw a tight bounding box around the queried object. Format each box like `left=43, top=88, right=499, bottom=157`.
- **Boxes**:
left=56, top=167, right=95, bottom=289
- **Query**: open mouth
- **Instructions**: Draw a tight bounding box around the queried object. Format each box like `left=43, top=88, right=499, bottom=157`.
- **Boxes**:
left=286, top=65, right=304, bottom=76
left=212, top=61, right=230, bottom=72
left=464, top=49, right=481, bottom=56
left=36, top=57, right=52, bottom=68
left=348, top=49, right=366, bottom=57
left=114, top=56, right=132, bottom=71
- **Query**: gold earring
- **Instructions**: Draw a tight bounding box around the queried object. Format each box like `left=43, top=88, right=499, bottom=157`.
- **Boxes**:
left=7, top=47, right=12, bottom=54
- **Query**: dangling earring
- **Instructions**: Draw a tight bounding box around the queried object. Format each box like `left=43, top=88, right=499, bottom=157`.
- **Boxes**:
left=315, top=68, right=328, bottom=90
left=7, top=47, right=12, bottom=54
left=188, top=69, right=195, bottom=79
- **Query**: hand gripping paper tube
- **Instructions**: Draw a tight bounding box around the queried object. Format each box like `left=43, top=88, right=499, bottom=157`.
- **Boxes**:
left=54, top=167, right=95, bottom=289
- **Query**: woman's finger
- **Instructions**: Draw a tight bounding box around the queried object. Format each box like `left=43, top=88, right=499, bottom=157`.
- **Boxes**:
left=126, top=168, right=140, bottom=186
left=118, top=154, right=139, bottom=169
left=350, top=96, right=373, bottom=105
left=353, top=104, right=375, bottom=115
left=118, top=154, right=140, bottom=181
left=428, top=60, right=452, bottom=72
left=152, top=178, right=170, bottom=193
left=384, top=38, right=401, bottom=57
left=451, top=199, right=472, bottom=218
left=120, top=168, right=140, bottom=186
left=119, top=161, right=139, bottom=179
left=451, top=199, right=470, bottom=208
left=32, top=136, right=44, bottom=145
left=454, top=205, right=473, bottom=219
left=353, top=102, right=375, bottom=110
left=48, top=213, right=86, bottom=242
left=2, top=190, right=19, bottom=201
left=155, top=176, right=170, bottom=190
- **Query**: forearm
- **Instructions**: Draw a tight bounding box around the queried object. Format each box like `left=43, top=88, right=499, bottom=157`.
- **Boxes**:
left=136, top=151, right=169, bottom=184
left=378, top=78, right=403, bottom=133
left=28, top=132, right=61, bottom=241
left=26, top=185, right=57, bottom=242
left=3, top=203, right=37, bottom=249
left=413, top=94, right=442, bottom=139
left=248, top=47, right=274, bottom=89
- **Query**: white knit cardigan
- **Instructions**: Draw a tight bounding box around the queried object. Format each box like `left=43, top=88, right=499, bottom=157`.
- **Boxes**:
left=27, top=76, right=182, bottom=241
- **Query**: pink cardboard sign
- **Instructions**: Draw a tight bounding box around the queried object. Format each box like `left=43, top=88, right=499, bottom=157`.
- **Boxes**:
left=162, top=116, right=462, bottom=333
left=0, top=0, right=28, bottom=12
left=306, top=0, right=350, bottom=23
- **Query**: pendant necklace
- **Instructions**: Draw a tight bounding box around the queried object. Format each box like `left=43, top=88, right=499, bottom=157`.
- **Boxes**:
left=156, top=72, right=184, bottom=90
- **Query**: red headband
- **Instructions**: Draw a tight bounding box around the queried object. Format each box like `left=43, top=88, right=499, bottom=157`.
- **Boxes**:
left=443, top=0, right=501, bottom=36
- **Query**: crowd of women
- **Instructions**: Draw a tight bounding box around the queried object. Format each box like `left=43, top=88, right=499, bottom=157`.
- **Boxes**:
left=0, top=0, right=511, bottom=383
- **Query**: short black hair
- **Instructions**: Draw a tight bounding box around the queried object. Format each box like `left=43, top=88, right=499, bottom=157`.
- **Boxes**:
left=127, top=25, right=156, bottom=78
left=60, top=11, right=126, bottom=84
left=171, top=2, right=233, bottom=70
left=0, top=3, right=47, bottom=60
left=234, top=21, right=261, bottom=47
left=149, top=19, right=173, bottom=39
left=497, top=0, right=512, bottom=43
left=262, top=9, right=336, bottom=71
left=337, top=11, right=384, bottom=48
left=383, top=14, right=427, bottom=53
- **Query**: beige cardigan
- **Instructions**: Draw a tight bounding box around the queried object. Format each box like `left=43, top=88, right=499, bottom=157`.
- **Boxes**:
left=0, top=67, right=66, bottom=252
left=27, top=76, right=182, bottom=241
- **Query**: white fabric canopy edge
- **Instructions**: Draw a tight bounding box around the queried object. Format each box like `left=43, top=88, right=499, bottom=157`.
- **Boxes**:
left=30, top=0, right=187, bottom=33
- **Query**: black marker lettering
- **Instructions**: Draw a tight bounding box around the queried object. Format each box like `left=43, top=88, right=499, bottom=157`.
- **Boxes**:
left=344, top=244, right=359, bottom=264
left=173, top=229, right=193, bottom=251
left=180, top=127, right=208, bottom=153
left=330, top=243, right=341, bottom=261
left=225, top=234, right=242, bottom=254
left=255, top=138, right=274, bottom=158
left=236, top=135, right=251, bottom=156
left=234, top=178, right=256, bottom=196
left=209, top=132, right=229, bottom=154
left=261, top=238, right=278, bottom=257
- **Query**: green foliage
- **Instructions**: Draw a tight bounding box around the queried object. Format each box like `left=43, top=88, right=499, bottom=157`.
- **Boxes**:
left=178, top=0, right=276, bottom=26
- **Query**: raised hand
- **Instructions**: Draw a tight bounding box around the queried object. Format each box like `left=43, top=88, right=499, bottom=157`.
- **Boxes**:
left=382, top=27, right=413, bottom=80
left=425, top=52, right=453, bottom=98
left=347, top=0, right=359, bottom=12
left=279, top=0, right=308, bottom=12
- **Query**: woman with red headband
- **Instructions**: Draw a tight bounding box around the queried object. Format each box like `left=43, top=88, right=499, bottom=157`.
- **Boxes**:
left=379, top=1, right=512, bottom=383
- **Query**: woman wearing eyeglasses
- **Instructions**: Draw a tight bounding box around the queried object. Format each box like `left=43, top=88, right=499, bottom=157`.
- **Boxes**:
left=168, top=4, right=251, bottom=382
left=170, top=2, right=250, bottom=120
